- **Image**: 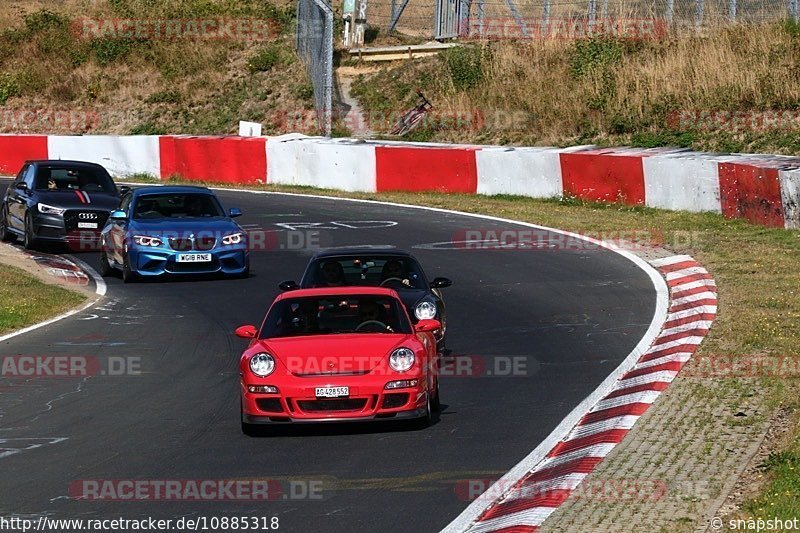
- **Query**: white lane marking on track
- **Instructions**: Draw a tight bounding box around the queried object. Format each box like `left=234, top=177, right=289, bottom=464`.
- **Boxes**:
left=414, top=239, right=556, bottom=250
left=274, top=220, right=398, bottom=231
left=0, top=437, right=68, bottom=460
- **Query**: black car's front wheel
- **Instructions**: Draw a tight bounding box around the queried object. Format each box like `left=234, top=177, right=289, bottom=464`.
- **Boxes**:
left=0, top=208, right=16, bottom=243
left=23, top=212, right=37, bottom=250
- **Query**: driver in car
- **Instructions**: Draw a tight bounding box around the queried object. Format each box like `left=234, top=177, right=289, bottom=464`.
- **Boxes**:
left=357, top=299, right=393, bottom=332
left=320, top=261, right=345, bottom=286
left=381, top=259, right=411, bottom=287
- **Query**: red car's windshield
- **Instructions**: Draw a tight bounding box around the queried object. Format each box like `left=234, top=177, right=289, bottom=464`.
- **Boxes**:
left=260, top=295, right=412, bottom=338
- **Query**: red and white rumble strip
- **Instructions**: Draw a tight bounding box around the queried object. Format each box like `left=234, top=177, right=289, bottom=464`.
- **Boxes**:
left=450, top=254, right=716, bottom=533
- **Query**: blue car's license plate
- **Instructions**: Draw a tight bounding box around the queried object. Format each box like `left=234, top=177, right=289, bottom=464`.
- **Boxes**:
left=177, top=253, right=211, bottom=263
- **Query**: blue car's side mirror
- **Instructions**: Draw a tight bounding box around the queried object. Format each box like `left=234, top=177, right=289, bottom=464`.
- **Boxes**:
left=109, top=210, right=127, bottom=221
left=229, top=207, right=242, bottom=218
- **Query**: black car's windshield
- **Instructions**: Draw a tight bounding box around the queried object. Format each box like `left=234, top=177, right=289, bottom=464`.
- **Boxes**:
left=132, top=193, right=223, bottom=219
left=260, top=295, right=412, bottom=338
left=34, top=165, right=116, bottom=194
left=304, top=256, right=427, bottom=290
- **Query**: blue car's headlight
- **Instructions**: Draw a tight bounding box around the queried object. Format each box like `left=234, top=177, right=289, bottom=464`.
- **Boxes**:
left=133, top=235, right=162, bottom=247
left=222, top=232, right=244, bottom=245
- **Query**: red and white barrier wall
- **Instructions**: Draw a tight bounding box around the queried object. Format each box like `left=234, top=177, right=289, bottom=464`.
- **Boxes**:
left=2, top=133, right=799, bottom=229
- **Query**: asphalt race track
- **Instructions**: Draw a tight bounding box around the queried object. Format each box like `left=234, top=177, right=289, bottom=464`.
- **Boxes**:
left=0, top=182, right=656, bottom=532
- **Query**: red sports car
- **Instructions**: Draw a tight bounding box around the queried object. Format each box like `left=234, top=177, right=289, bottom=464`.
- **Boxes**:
left=236, top=287, right=442, bottom=435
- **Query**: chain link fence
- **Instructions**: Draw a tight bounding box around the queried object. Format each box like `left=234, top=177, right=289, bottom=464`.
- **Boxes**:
left=368, top=0, right=799, bottom=39
left=296, top=0, right=334, bottom=135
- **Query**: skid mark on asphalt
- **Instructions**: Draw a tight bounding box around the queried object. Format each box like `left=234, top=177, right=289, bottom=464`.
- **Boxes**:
left=54, top=342, right=127, bottom=346
left=0, top=437, right=68, bottom=460
left=29, top=378, right=92, bottom=423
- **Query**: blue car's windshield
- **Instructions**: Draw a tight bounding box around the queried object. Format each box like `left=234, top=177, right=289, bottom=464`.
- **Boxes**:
left=133, top=193, right=223, bottom=219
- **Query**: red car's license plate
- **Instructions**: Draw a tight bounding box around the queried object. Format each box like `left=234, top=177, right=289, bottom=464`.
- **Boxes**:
left=315, top=386, right=349, bottom=398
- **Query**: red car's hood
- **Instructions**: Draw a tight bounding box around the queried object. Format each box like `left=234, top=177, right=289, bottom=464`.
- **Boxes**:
left=260, top=334, right=411, bottom=375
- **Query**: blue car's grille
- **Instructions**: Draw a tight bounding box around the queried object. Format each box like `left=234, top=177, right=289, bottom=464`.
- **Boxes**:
left=168, top=237, right=192, bottom=251
left=194, top=236, right=216, bottom=251
left=168, top=236, right=217, bottom=251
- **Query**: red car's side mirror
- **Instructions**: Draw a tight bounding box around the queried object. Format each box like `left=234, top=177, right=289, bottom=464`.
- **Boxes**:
left=235, top=325, right=257, bottom=339
left=415, top=319, right=442, bottom=333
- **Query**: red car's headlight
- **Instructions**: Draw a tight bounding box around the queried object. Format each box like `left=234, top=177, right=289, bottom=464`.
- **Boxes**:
left=389, top=347, right=415, bottom=372
left=250, top=353, right=275, bottom=377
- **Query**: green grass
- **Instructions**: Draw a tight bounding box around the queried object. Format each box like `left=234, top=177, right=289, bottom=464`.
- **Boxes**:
left=350, top=23, right=800, bottom=152
left=122, top=174, right=800, bottom=520
left=0, top=263, right=86, bottom=334
left=747, top=449, right=800, bottom=519
left=0, top=2, right=306, bottom=135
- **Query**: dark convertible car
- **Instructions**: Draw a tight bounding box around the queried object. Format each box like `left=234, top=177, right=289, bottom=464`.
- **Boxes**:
left=0, top=160, right=125, bottom=250
left=280, top=247, right=452, bottom=351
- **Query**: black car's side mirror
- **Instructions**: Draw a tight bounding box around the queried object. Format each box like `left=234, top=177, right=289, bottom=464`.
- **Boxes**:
left=119, top=186, right=131, bottom=195
left=430, top=277, right=452, bottom=289
left=278, top=280, right=299, bottom=291
left=15, top=182, right=28, bottom=191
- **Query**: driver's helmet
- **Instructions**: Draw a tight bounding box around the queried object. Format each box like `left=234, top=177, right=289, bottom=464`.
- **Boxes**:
left=320, top=261, right=345, bottom=286
left=381, top=259, right=405, bottom=280
left=358, top=299, right=381, bottom=322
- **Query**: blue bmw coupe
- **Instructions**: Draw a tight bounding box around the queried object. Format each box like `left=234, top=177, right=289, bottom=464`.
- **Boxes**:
left=99, top=186, right=249, bottom=282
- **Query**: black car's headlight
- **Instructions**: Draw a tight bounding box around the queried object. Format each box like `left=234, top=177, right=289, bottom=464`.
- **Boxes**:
left=415, top=300, right=437, bottom=320
left=37, top=203, right=66, bottom=216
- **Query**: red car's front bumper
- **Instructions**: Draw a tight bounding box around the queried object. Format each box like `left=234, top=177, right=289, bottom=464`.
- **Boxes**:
left=241, top=378, right=429, bottom=424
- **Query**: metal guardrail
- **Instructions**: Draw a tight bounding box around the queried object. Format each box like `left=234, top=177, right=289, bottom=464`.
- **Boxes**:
left=370, top=0, right=800, bottom=39
left=296, top=0, right=334, bottom=135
